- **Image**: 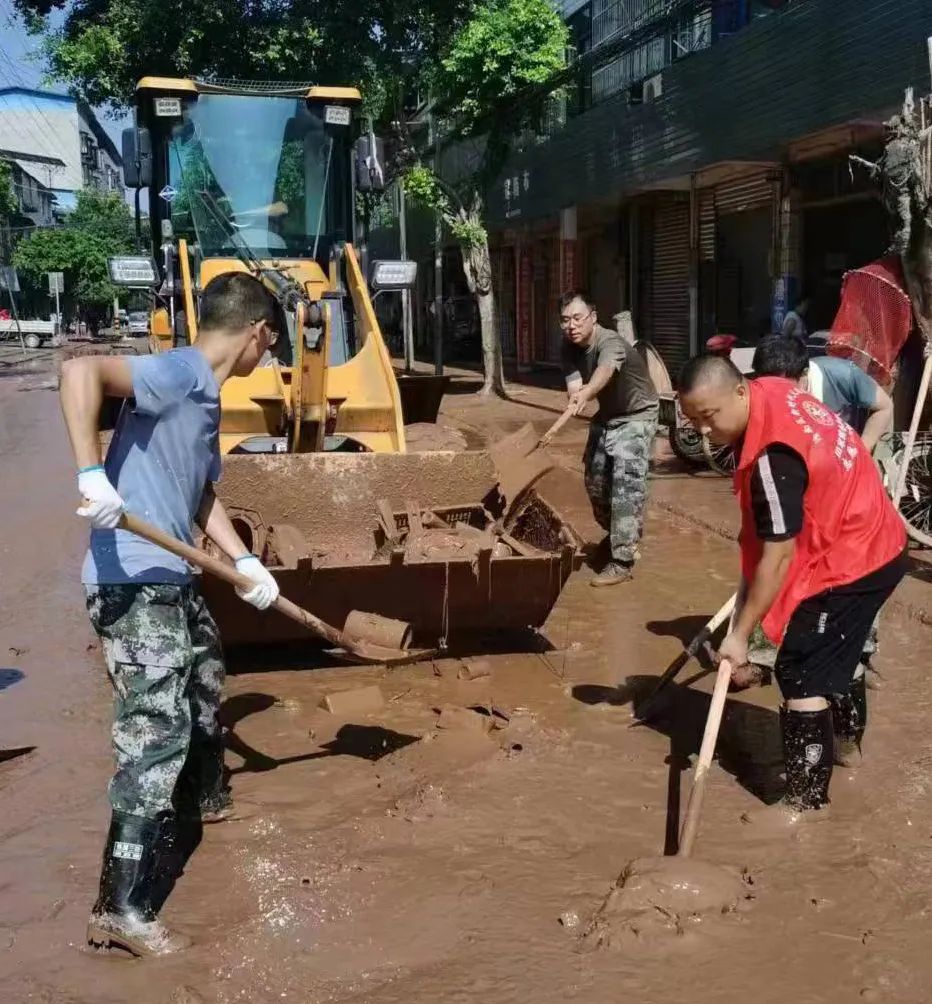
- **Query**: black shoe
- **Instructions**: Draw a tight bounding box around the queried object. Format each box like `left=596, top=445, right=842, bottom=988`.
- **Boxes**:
left=781, top=706, right=834, bottom=811
left=86, top=812, right=191, bottom=957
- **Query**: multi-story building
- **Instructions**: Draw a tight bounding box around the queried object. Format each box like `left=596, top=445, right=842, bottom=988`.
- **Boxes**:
left=0, top=86, right=122, bottom=216
left=2, top=157, right=55, bottom=229
left=480, top=0, right=928, bottom=377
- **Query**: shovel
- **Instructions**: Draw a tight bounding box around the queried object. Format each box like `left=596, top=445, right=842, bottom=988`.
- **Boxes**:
left=584, top=658, right=744, bottom=945
left=488, top=406, right=577, bottom=524
left=118, top=512, right=433, bottom=666
left=632, top=591, right=737, bottom=723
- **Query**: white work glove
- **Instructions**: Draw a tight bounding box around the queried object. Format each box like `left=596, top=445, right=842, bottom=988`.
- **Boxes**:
left=234, top=555, right=280, bottom=611
left=77, top=467, right=125, bottom=529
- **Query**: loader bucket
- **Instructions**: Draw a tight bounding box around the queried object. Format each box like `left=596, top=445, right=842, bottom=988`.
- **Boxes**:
left=203, top=450, right=581, bottom=649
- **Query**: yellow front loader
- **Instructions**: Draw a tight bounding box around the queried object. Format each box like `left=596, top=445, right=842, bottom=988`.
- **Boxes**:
left=109, top=77, right=578, bottom=649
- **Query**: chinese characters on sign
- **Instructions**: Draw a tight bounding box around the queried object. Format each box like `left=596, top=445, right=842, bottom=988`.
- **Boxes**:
left=504, top=169, right=531, bottom=220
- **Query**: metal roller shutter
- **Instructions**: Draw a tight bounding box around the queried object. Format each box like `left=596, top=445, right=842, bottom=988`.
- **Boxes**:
left=714, top=172, right=773, bottom=215
left=699, top=188, right=716, bottom=263
left=651, top=198, right=691, bottom=377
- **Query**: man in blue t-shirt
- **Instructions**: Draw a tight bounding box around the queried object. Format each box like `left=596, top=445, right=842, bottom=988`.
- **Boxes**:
left=753, top=334, right=894, bottom=451
left=60, top=272, right=282, bottom=957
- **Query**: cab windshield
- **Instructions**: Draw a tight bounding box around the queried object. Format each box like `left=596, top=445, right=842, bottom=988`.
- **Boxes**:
left=167, top=93, right=351, bottom=260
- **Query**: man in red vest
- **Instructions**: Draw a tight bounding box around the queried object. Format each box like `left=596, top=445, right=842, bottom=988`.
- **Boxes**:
left=678, top=354, right=907, bottom=823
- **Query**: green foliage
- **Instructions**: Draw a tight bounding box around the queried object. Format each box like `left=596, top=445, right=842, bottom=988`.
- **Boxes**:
left=13, top=189, right=135, bottom=307
left=430, top=0, right=568, bottom=137
left=13, top=0, right=473, bottom=114
left=403, top=165, right=487, bottom=249
left=0, top=160, right=16, bottom=223
left=67, top=188, right=136, bottom=244
left=403, top=164, right=446, bottom=213
left=398, top=0, right=566, bottom=258
left=448, top=214, right=486, bottom=249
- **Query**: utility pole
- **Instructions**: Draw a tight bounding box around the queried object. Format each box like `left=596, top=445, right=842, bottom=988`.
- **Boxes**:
left=398, top=180, right=414, bottom=371
left=429, top=109, right=444, bottom=376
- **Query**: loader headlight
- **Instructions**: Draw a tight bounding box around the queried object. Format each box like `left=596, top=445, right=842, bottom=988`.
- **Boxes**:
left=370, top=260, right=417, bottom=292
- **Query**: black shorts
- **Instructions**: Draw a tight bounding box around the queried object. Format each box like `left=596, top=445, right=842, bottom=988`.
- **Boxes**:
left=774, top=551, right=908, bottom=700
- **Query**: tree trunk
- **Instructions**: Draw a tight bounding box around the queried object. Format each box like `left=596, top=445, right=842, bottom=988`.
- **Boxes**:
left=454, top=197, right=506, bottom=397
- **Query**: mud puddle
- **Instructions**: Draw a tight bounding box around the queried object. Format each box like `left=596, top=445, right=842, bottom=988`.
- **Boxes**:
left=2, top=375, right=932, bottom=1003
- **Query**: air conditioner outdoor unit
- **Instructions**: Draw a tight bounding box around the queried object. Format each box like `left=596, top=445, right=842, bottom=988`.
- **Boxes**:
left=643, top=73, right=663, bottom=102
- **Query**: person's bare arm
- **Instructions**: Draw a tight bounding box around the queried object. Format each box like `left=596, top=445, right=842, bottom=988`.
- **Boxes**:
left=566, top=374, right=583, bottom=397
left=197, top=486, right=281, bottom=609
left=59, top=355, right=134, bottom=468
left=860, top=383, right=894, bottom=453
left=719, top=539, right=796, bottom=666
left=569, top=363, right=616, bottom=415
left=196, top=486, right=251, bottom=561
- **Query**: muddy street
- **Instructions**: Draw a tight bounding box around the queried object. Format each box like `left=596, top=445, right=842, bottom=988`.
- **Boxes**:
left=2, top=360, right=932, bottom=1004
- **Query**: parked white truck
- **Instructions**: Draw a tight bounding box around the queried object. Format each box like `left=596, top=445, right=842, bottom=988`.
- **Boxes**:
left=0, top=318, right=58, bottom=350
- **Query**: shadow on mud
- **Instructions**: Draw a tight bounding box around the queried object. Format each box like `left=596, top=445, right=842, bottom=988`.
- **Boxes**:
left=0, top=667, right=25, bottom=692
left=220, top=692, right=419, bottom=776
left=572, top=674, right=784, bottom=812
left=224, top=629, right=556, bottom=676
left=645, top=614, right=719, bottom=647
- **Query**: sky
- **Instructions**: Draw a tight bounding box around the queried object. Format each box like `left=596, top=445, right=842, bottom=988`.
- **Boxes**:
left=0, top=0, right=131, bottom=150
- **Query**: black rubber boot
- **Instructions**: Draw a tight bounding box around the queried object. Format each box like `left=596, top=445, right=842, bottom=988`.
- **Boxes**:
left=830, top=674, right=867, bottom=768
left=86, top=812, right=191, bottom=957
left=782, top=707, right=834, bottom=811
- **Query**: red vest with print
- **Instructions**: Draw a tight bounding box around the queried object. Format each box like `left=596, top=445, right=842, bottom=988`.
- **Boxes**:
left=736, top=377, right=905, bottom=642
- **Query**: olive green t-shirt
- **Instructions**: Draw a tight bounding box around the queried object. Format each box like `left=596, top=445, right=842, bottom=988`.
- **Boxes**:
left=561, top=325, right=658, bottom=421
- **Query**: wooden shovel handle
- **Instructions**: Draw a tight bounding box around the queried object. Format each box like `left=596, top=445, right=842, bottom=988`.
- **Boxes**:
left=634, top=592, right=737, bottom=722
left=677, top=657, right=733, bottom=858
left=118, top=512, right=345, bottom=647
left=538, top=405, right=576, bottom=447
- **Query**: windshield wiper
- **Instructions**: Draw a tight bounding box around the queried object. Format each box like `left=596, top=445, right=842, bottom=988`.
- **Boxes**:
left=311, top=135, right=334, bottom=262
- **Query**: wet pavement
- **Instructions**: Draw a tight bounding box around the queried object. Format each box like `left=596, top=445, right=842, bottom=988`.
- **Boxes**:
left=1, top=357, right=931, bottom=1003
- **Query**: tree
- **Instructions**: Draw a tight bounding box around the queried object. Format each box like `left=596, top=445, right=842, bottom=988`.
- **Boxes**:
left=13, top=189, right=135, bottom=324
left=402, top=0, right=568, bottom=395
left=13, top=0, right=567, bottom=393
left=12, top=1, right=471, bottom=115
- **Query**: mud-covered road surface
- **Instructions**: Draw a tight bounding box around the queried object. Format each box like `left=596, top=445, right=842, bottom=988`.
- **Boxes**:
left=2, top=359, right=931, bottom=1003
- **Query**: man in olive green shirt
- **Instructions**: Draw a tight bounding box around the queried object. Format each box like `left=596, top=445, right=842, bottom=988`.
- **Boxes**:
left=560, top=290, right=659, bottom=585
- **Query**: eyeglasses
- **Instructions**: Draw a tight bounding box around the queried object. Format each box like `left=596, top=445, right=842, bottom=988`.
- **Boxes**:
left=560, top=310, right=593, bottom=328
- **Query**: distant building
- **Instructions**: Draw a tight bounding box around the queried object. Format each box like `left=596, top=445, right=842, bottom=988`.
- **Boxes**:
left=0, top=86, right=123, bottom=215
left=421, top=0, right=925, bottom=376
left=2, top=157, right=55, bottom=228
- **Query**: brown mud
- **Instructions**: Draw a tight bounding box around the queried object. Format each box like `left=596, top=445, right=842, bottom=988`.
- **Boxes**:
left=582, top=856, right=751, bottom=950
left=2, top=360, right=932, bottom=1003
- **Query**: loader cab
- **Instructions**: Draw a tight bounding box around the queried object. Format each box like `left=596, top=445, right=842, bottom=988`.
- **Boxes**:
left=128, top=79, right=363, bottom=271
left=118, top=77, right=413, bottom=457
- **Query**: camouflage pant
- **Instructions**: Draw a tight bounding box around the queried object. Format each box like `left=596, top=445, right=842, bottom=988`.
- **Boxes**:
left=583, top=413, right=658, bottom=565
left=86, top=583, right=227, bottom=819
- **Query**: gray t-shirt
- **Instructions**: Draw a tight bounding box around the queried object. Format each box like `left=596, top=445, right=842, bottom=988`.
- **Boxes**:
left=810, top=355, right=878, bottom=434
left=82, top=347, right=222, bottom=585
left=561, top=325, right=658, bottom=421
